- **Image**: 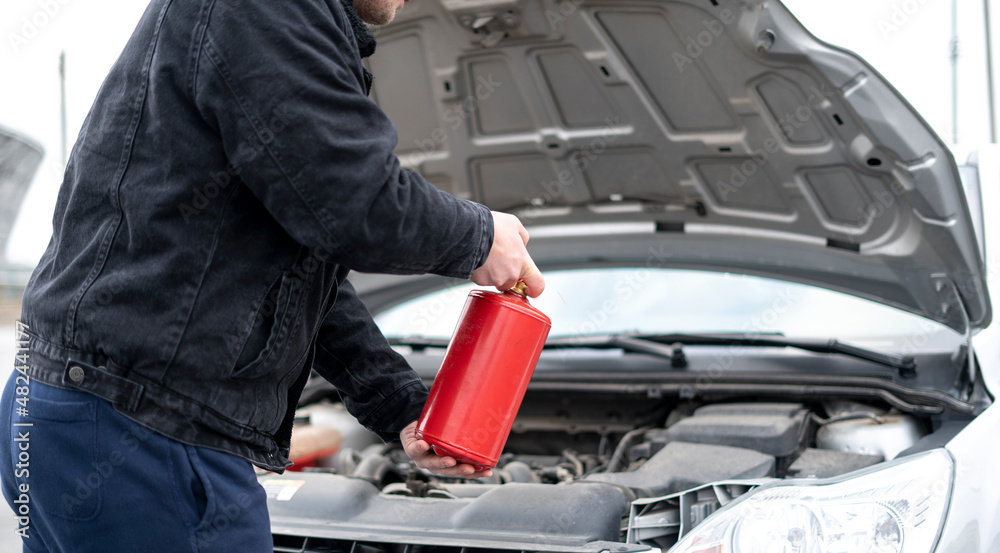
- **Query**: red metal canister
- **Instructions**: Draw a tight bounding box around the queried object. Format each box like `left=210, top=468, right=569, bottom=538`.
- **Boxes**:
left=416, top=281, right=551, bottom=470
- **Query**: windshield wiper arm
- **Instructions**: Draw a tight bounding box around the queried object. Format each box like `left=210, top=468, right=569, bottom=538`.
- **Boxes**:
left=541, top=335, right=698, bottom=368
left=631, top=333, right=916, bottom=377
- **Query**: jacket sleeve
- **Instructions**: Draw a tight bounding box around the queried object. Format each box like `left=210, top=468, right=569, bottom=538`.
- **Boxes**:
left=193, top=0, right=492, bottom=278
left=312, top=279, right=429, bottom=441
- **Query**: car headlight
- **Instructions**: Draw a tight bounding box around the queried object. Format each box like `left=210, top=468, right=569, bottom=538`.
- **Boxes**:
left=670, top=449, right=953, bottom=553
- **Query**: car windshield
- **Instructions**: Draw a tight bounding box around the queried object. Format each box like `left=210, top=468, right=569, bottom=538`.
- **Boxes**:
left=373, top=268, right=963, bottom=353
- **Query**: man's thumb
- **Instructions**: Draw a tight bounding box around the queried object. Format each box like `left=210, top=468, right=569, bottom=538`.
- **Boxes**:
left=520, top=261, right=545, bottom=298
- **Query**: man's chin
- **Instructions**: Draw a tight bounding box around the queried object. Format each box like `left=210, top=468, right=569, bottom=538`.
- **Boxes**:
left=360, top=12, right=395, bottom=26
left=354, top=0, right=398, bottom=26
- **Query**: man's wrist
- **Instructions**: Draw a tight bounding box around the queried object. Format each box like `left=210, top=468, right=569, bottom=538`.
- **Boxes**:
left=471, top=202, right=494, bottom=273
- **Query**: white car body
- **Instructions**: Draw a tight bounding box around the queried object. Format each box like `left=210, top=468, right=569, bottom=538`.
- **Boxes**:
left=937, top=147, right=1000, bottom=553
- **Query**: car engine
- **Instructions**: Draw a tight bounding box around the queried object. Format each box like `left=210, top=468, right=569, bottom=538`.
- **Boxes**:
left=269, top=389, right=942, bottom=553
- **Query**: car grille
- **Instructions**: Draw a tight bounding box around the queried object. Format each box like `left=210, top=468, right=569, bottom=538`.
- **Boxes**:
left=274, top=536, right=523, bottom=553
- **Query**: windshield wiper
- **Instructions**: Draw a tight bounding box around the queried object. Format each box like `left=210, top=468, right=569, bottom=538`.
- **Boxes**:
left=390, top=333, right=917, bottom=377
left=389, top=335, right=692, bottom=368
left=544, top=333, right=917, bottom=377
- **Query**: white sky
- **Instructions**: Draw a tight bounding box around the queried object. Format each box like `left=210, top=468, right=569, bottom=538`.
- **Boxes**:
left=0, top=0, right=997, bottom=265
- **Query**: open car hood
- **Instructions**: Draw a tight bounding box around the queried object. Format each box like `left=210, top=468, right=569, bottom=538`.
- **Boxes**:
left=368, top=0, right=990, bottom=333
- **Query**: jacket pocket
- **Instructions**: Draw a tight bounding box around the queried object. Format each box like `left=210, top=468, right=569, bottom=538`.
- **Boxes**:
left=229, top=271, right=303, bottom=380
left=177, top=443, right=215, bottom=532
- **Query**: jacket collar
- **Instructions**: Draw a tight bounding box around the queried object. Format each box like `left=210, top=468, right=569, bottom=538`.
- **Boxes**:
left=340, top=0, right=377, bottom=58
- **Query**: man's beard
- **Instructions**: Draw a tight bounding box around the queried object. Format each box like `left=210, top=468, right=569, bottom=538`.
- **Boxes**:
left=354, top=0, right=397, bottom=26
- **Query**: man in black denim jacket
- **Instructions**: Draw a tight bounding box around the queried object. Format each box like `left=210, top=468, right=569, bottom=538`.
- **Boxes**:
left=1, top=0, right=543, bottom=549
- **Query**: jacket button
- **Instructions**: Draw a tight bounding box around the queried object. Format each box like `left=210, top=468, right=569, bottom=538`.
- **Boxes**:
left=68, top=366, right=85, bottom=382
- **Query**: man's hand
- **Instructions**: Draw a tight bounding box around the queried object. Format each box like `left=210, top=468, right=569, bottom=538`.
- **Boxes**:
left=471, top=212, right=545, bottom=297
left=400, top=421, right=494, bottom=478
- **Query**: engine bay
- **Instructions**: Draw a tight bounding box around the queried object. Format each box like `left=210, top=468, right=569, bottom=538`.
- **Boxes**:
left=335, top=398, right=914, bottom=491
left=269, top=385, right=967, bottom=553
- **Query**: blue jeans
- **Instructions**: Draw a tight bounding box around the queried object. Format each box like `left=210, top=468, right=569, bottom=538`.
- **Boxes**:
left=0, top=370, right=271, bottom=552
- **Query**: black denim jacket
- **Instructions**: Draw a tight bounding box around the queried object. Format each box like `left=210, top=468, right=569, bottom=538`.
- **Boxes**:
left=20, top=0, right=492, bottom=471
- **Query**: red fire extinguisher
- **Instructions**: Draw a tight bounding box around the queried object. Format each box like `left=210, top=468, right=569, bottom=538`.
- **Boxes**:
left=416, top=280, right=551, bottom=470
